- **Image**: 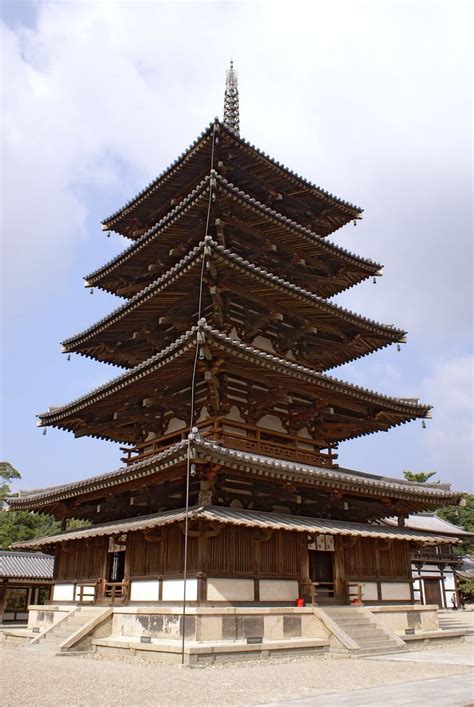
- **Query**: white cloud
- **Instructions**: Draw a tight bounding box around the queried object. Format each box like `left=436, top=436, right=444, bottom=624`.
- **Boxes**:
left=2, top=1, right=471, bottom=330
left=419, top=354, right=474, bottom=488
left=0, top=1, right=471, bottom=490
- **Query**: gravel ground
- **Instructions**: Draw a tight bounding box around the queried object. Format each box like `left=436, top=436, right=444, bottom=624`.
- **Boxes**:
left=1, top=642, right=473, bottom=707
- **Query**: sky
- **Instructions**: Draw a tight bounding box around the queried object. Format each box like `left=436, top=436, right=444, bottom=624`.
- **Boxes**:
left=1, top=0, right=472, bottom=496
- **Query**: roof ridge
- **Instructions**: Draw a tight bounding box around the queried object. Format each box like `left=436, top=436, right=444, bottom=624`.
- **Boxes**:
left=102, top=121, right=215, bottom=226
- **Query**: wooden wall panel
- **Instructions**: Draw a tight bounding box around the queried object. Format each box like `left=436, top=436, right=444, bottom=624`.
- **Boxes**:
left=55, top=540, right=107, bottom=581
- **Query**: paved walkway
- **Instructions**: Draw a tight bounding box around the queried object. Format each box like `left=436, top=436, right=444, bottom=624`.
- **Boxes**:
left=364, top=649, right=474, bottom=667
left=260, top=673, right=474, bottom=706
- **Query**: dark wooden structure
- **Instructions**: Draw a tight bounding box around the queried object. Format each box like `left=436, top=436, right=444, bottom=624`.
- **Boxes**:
left=10, top=64, right=461, bottom=608
left=0, top=551, right=53, bottom=623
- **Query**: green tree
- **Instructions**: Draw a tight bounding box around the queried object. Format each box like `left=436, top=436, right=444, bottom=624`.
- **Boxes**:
left=0, top=461, right=93, bottom=549
left=0, top=461, right=21, bottom=503
left=436, top=494, right=474, bottom=555
left=0, top=510, right=60, bottom=548
left=403, top=470, right=437, bottom=483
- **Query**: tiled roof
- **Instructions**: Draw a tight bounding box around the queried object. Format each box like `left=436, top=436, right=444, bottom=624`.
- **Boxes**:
left=11, top=505, right=455, bottom=551
left=88, top=174, right=378, bottom=289
left=383, top=514, right=473, bottom=536
left=64, top=238, right=404, bottom=356
left=102, top=120, right=362, bottom=229
left=40, top=322, right=430, bottom=430
left=7, top=436, right=459, bottom=512
left=0, top=550, right=54, bottom=579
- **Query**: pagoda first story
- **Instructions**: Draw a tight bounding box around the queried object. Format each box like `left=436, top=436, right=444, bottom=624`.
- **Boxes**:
left=10, top=441, right=461, bottom=657
left=12, top=440, right=460, bottom=610
left=7, top=113, right=464, bottom=655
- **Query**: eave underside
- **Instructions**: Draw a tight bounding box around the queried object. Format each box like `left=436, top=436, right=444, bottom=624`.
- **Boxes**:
left=11, top=505, right=457, bottom=552
left=11, top=444, right=455, bottom=526
left=102, top=121, right=362, bottom=239
left=64, top=240, right=403, bottom=370
left=89, top=177, right=377, bottom=299
left=39, top=325, right=429, bottom=446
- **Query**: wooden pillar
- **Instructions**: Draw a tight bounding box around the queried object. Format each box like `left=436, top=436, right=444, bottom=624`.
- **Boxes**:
left=0, top=579, right=8, bottom=623
left=298, top=534, right=314, bottom=605
left=333, top=536, right=346, bottom=603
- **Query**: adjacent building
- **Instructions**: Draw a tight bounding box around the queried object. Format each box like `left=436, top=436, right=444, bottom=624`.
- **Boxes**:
left=384, top=514, right=471, bottom=608
left=0, top=550, right=53, bottom=623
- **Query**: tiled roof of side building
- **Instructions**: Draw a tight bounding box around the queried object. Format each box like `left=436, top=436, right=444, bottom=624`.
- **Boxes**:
left=102, top=120, right=362, bottom=230
left=0, top=550, right=54, bottom=579
left=383, top=513, right=473, bottom=536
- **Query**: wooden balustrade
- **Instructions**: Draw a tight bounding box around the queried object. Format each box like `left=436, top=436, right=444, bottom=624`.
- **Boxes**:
left=75, top=581, right=98, bottom=604
left=312, top=581, right=336, bottom=604
left=413, top=549, right=461, bottom=564
left=120, top=416, right=337, bottom=468
left=101, top=580, right=129, bottom=605
left=347, top=582, right=364, bottom=605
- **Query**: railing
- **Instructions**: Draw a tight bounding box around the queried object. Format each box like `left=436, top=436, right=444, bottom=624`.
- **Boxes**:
left=120, top=416, right=337, bottom=468
left=100, top=580, right=129, bottom=605
left=312, top=581, right=337, bottom=604
left=413, top=550, right=461, bottom=564
left=75, top=581, right=98, bottom=604
left=347, top=582, right=364, bottom=605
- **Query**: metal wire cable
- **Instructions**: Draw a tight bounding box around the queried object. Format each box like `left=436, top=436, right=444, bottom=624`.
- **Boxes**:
left=181, top=124, right=217, bottom=665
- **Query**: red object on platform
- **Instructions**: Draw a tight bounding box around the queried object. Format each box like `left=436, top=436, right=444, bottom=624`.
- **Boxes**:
left=295, top=598, right=305, bottom=607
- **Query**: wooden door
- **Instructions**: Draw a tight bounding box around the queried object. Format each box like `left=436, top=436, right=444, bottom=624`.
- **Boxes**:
left=424, top=578, right=442, bottom=606
left=309, top=550, right=335, bottom=603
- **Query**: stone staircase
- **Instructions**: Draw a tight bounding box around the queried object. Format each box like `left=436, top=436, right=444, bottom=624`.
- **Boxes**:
left=437, top=609, right=474, bottom=635
left=321, top=606, right=407, bottom=656
left=29, top=606, right=110, bottom=653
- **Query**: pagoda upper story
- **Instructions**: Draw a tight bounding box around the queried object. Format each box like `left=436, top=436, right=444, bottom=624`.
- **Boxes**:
left=38, top=63, right=430, bottom=474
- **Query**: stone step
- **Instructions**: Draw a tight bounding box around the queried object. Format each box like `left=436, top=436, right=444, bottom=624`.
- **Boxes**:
left=355, top=646, right=407, bottom=657
left=52, top=623, right=85, bottom=631
left=342, top=624, right=384, bottom=632
left=331, top=620, right=374, bottom=628
left=346, top=629, right=386, bottom=640
left=347, top=633, right=393, bottom=643
left=354, top=639, right=398, bottom=649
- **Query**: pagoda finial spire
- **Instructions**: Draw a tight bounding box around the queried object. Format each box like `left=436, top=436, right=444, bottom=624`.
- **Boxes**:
left=223, top=60, right=240, bottom=136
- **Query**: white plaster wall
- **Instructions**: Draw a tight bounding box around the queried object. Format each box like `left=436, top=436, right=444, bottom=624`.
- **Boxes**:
left=259, top=580, right=299, bottom=602
left=74, top=587, right=94, bottom=602
left=296, top=426, right=312, bottom=439
left=361, top=582, right=378, bottom=601
left=52, top=584, right=75, bottom=601
left=130, top=580, right=160, bottom=602
left=381, top=582, right=411, bottom=601
left=207, top=578, right=254, bottom=601
left=443, top=572, right=456, bottom=590
left=225, top=406, right=246, bottom=423
left=162, top=579, right=197, bottom=601
left=418, top=564, right=442, bottom=574
left=257, top=414, right=287, bottom=433
left=165, top=417, right=186, bottom=434
left=251, top=336, right=276, bottom=353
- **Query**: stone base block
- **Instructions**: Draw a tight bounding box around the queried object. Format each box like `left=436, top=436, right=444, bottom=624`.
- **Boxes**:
left=92, top=635, right=329, bottom=664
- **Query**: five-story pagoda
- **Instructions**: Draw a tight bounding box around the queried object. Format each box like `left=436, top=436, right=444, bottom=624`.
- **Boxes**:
left=11, top=64, right=459, bottom=620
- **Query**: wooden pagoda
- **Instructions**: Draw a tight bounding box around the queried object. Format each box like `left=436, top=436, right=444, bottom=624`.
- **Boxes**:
left=11, top=63, right=460, bottom=613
